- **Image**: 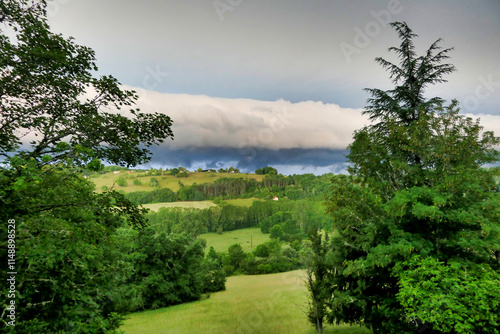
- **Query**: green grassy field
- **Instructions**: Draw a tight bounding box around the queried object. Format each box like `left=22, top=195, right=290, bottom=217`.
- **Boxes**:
left=221, top=198, right=262, bottom=207
left=142, top=201, right=218, bottom=211
left=120, top=270, right=371, bottom=334
left=90, top=172, right=265, bottom=193
left=199, top=227, right=270, bottom=253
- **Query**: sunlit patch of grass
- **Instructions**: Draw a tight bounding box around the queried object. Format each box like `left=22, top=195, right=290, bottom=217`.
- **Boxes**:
left=220, top=197, right=262, bottom=207
left=142, top=201, right=217, bottom=211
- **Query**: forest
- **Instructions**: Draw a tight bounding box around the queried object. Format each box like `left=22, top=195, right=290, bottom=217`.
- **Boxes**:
left=1, top=1, right=499, bottom=334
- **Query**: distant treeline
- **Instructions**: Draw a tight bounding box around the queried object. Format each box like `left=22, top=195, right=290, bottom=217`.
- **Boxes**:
left=125, top=174, right=335, bottom=204
left=147, top=197, right=332, bottom=238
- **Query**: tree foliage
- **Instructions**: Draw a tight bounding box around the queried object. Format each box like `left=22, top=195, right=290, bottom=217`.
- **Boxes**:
left=0, top=1, right=174, bottom=331
left=323, top=22, right=500, bottom=333
left=0, top=0, right=173, bottom=167
left=364, top=21, right=455, bottom=129
left=305, top=228, right=331, bottom=333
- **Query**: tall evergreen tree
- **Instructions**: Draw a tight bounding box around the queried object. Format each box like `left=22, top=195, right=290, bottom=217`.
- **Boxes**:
left=323, top=22, right=500, bottom=333
left=364, top=22, right=455, bottom=129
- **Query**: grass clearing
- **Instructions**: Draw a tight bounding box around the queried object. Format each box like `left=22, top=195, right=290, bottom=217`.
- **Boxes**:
left=143, top=201, right=218, bottom=211
left=121, top=270, right=371, bottom=334
left=199, top=227, right=270, bottom=253
left=221, top=197, right=262, bottom=207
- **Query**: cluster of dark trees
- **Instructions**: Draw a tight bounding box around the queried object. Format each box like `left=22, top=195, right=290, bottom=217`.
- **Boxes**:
left=146, top=197, right=332, bottom=237
left=255, top=166, right=278, bottom=175
left=220, top=240, right=304, bottom=276
left=109, top=227, right=226, bottom=313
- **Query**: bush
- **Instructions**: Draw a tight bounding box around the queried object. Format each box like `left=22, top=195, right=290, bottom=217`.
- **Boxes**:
left=117, top=176, right=128, bottom=187
left=149, top=177, right=159, bottom=188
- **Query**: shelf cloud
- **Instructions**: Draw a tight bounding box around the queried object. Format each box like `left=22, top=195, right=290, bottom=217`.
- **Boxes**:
left=131, top=88, right=368, bottom=151
left=128, top=88, right=500, bottom=173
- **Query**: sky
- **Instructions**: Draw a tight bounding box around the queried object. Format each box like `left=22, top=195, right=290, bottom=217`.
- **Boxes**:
left=47, top=0, right=500, bottom=174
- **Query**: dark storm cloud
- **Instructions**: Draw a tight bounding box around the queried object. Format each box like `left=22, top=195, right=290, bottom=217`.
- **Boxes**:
left=144, top=146, right=349, bottom=175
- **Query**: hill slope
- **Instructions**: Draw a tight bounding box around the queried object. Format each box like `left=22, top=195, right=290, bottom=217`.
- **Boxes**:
left=121, top=270, right=371, bottom=334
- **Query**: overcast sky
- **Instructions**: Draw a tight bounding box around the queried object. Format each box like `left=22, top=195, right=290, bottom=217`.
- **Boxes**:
left=47, top=0, right=500, bottom=174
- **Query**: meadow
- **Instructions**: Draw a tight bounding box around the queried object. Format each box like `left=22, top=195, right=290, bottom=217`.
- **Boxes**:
left=120, top=270, right=372, bottom=334
left=220, top=197, right=262, bottom=207
left=142, top=198, right=261, bottom=212
left=90, top=171, right=265, bottom=193
left=199, top=227, right=270, bottom=253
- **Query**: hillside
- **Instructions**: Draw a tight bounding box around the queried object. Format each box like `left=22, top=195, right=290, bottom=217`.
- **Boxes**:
left=90, top=170, right=266, bottom=193
left=120, top=270, right=371, bottom=334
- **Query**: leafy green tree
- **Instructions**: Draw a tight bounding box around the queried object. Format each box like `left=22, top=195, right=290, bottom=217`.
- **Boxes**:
left=394, top=255, right=500, bottom=333
left=253, top=243, right=271, bottom=258
left=0, top=1, right=173, bottom=167
left=176, top=171, right=189, bottom=178
left=255, top=166, right=277, bottom=175
left=117, top=176, right=128, bottom=187
left=226, top=243, right=246, bottom=270
left=0, top=1, right=173, bottom=331
left=1, top=165, right=148, bottom=333
left=201, top=247, right=227, bottom=293
left=133, top=228, right=206, bottom=309
left=270, top=224, right=284, bottom=240
left=323, top=22, right=500, bottom=333
left=305, top=228, right=331, bottom=333
left=149, top=177, right=160, bottom=188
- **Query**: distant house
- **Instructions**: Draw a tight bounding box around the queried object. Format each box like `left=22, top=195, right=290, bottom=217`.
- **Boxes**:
left=272, top=196, right=279, bottom=201
left=113, top=171, right=121, bottom=174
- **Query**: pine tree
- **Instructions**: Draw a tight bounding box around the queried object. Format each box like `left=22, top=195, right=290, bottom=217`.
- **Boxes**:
left=323, top=22, right=500, bottom=333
